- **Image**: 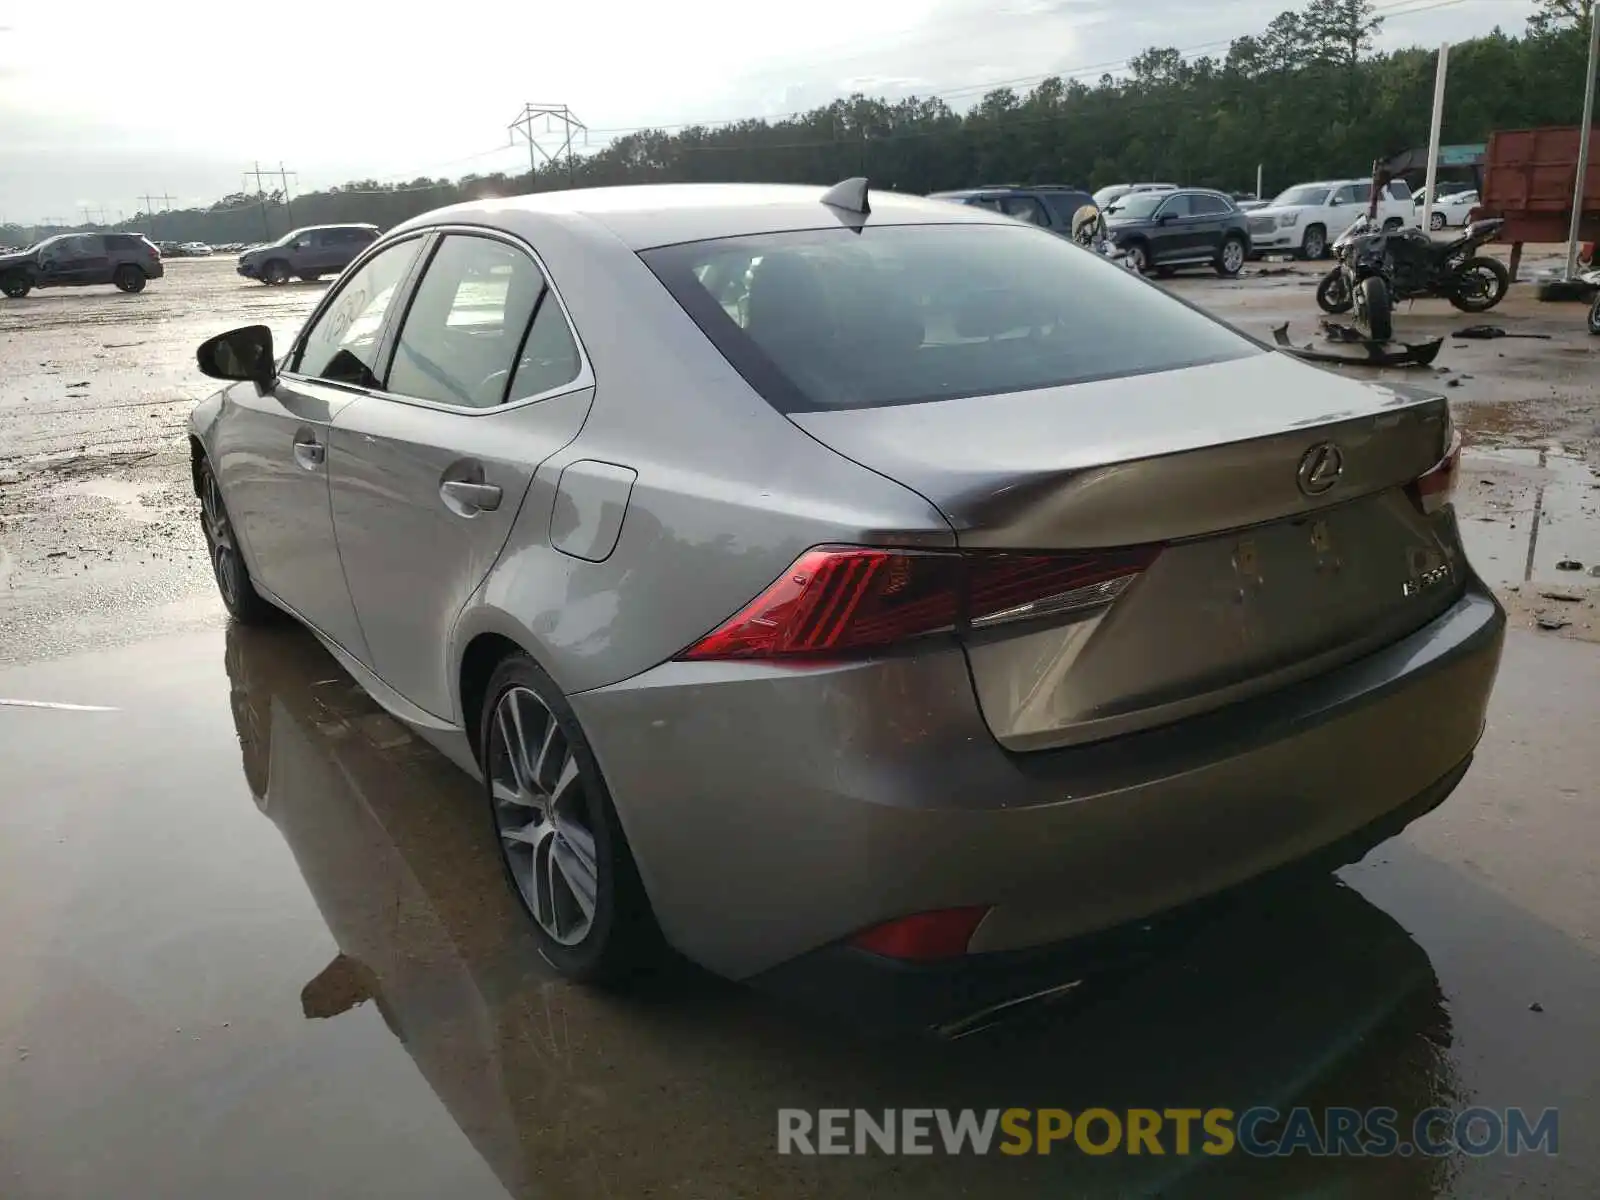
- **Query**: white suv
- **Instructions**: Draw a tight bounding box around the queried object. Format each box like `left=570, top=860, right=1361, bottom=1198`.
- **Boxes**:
left=1246, top=178, right=1416, bottom=259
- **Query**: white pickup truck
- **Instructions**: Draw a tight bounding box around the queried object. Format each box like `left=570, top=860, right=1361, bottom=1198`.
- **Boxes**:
left=1245, top=177, right=1417, bottom=260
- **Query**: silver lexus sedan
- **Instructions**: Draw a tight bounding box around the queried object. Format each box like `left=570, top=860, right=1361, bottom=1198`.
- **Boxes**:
left=188, top=181, right=1504, bottom=992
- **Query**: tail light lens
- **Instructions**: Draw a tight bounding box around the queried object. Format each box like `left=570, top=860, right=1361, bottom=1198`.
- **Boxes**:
left=676, top=544, right=1160, bottom=662
left=1410, top=428, right=1462, bottom=515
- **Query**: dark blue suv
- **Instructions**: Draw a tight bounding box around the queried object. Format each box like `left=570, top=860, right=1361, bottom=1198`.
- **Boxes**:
left=927, top=185, right=1098, bottom=237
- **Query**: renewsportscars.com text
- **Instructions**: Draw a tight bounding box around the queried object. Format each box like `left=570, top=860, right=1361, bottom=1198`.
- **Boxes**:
left=776, top=1106, right=1559, bottom=1158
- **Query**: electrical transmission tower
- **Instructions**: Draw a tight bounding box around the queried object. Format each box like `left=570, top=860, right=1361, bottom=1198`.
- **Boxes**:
left=140, top=193, right=175, bottom=239
left=507, top=103, right=588, bottom=187
left=244, top=162, right=293, bottom=240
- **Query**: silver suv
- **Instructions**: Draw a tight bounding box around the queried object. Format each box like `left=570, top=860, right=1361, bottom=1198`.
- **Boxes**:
left=237, top=224, right=379, bottom=285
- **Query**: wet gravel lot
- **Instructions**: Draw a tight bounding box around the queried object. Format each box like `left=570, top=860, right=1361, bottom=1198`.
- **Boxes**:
left=1, top=252, right=1598, bottom=1198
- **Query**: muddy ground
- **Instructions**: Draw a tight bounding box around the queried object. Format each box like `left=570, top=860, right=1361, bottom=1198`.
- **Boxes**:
left=2, top=249, right=1596, bottom=665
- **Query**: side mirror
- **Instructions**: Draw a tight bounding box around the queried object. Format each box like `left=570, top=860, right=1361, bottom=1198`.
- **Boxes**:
left=198, top=325, right=276, bottom=385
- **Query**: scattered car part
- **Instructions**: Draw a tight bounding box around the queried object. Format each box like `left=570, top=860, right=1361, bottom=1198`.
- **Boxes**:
left=1452, top=325, right=1552, bottom=340
left=1271, top=321, right=1444, bottom=367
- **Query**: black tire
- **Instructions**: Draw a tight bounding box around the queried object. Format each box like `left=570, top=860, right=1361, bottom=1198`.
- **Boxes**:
left=1300, top=225, right=1328, bottom=261
left=1355, top=276, right=1393, bottom=342
left=1154, top=265, right=1176, bottom=278
left=1120, top=240, right=1150, bottom=274
left=1, top=271, right=31, bottom=299
left=262, top=259, right=291, bottom=286
left=1383, top=217, right=1403, bottom=232
left=1448, top=255, right=1510, bottom=313
left=1315, top=268, right=1354, bottom=314
left=198, top=457, right=278, bottom=625
left=1215, top=235, right=1247, bottom=277
left=1429, top=211, right=1447, bottom=232
left=480, top=652, right=659, bottom=983
left=1588, top=294, right=1600, bottom=336
left=113, top=265, right=146, bottom=293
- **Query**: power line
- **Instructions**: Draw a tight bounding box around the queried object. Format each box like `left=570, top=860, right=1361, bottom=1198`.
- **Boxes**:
left=243, top=161, right=284, bottom=240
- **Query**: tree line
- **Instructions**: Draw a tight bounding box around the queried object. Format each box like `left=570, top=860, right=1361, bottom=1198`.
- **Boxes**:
left=3, top=1, right=1592, bottom=248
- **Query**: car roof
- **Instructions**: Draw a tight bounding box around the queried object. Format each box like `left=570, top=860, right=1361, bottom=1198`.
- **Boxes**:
left=392, top=183, right=1016, bottom=251
left=929, top=185, right=1087, bottom=197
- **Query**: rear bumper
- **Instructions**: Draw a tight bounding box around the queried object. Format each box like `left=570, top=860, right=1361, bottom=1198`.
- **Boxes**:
left=573, top=581, right=1504, bottom=981
left=146, top=262, right=165, bottom=279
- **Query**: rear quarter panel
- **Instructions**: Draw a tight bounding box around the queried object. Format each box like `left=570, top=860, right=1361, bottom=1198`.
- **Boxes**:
left=454, top=215, right=953, bottom=702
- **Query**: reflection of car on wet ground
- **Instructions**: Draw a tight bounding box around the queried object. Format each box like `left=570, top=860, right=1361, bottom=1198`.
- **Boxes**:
left=186, top=181, right=1505, bottom=995
left=0, top=232, right=164, bottom=298
left=1100, top=187, right=1254, bottom=276
left=236, top=223, right=379, bottom=284
left=223, top=617, right=1463, bottom=1194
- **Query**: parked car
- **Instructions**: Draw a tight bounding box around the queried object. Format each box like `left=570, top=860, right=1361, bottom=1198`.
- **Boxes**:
left=178, top=241, right=214, bottom=256
left=927, top=185, right=1097, bottom=237
left=188, top=181, right=1502, bottom=988
left=0, top=232, right=164, bottom=298
left=1246, top=178, right=1417, bottom=259
left=237, top=224, right=380, bottom=284
left=1092, top=182, right=1179, bottom=209
left=1418, top=189, right=1481, bottom=230
left=1101, top=187, right=1253, bottom=275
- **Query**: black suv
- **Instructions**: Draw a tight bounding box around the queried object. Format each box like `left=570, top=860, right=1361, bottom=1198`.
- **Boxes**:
left=237, top=224, right=380, bottom=285
left=1101, top=188, right=1253, bottom=276
left=927, top=185, right=1098, bottom=237
left=0, top=233, right=164, bottom=298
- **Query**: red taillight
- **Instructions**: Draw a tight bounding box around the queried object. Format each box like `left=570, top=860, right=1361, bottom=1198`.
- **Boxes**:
left=1410, top=429, right=1462, bottom=515
left=849, top=907, right=991, bottom=961
left=676, top=544, right=1160, bottom=661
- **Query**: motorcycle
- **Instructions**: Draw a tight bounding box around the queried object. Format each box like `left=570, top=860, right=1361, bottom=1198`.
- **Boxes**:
left=1315, top=214, right=1510, bottom=342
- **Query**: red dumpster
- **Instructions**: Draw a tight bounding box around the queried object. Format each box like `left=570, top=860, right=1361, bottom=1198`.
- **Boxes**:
left=1478, top=126, right=1600, bottom=279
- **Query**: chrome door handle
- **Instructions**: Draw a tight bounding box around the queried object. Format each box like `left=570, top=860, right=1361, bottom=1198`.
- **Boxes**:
left=440, top=480, right=502, bottom=512
left=292, top=437, right=325, bottom=469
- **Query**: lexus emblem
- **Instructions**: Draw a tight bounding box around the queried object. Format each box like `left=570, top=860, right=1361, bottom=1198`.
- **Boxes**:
left=1296, top=442, right=1344, bottom=496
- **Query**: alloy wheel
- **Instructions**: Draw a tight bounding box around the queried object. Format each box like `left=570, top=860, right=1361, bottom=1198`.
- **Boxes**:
left=488, top=686, right=599, bottom=947
left=1222, top=240, right=1245, bottom=274
left=201, top=469, right=242, bottom=609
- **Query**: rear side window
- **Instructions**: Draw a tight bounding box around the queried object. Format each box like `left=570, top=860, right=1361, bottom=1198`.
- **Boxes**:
left=999, top=196, right=1050, bottom=226
left=1190, top=194, right=1231, bottom=215
left=642, top=223, right=1258, bottom=413
left=1387, top=180, right=1413, bottom=200
left=387, top=234, right=577, bottom=408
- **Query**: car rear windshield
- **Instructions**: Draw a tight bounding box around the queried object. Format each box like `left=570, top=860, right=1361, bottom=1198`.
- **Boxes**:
left=640, top=223, right=1258, bottom=413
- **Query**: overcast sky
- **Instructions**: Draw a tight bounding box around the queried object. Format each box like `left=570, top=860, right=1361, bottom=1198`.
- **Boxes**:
left=0, top=0, right=1531, bottom=223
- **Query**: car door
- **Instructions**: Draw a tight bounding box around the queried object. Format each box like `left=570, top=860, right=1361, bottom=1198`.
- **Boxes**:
left=213, top=234, right=430, bottom=660
left=1187, top=193, right=1230, bottom=256
left=327, top=230, right=595, bottom=718
left=40, top=235, right=110, bottom=285
left=1149, top=193, right=1195, bottom=262
left=1327, top=183, right=1366, bottom=230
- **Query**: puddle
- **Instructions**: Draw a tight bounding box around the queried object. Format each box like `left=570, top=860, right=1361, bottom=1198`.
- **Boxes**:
left=57, top=478, right=165, bottom=524
left=1457, top=444, right=1600, bottom=586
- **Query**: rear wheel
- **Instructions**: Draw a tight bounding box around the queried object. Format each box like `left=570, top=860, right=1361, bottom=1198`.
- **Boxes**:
left=1315, top=268, right=1354, bottom=314
left=1120, top=240, right=1149, bottom=274
left=1429, top=211, right=1447, bottom=232
left=1300, top=225, right=1328, bottom=261
left=1448, top=256, right=1510, bottom=313
left=1, top=271, right=31, bottom=299
left=262, top=259, right=291, bottom=286
left=199, top=457, right=277, bottom=624
left=1383, top=217, right=1403, bottom=232
left=481, top=653, right=658, bottom=982
left=1215, top=235, right=1246, bottom=277
left=113, top=265, right=146, bottom=293
left=1354, top=276, right=1393, bottom=342
left=1587, top=293, right=1600, bottom=336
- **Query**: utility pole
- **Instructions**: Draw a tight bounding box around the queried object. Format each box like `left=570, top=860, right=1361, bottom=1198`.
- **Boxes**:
left=507, top=103, right=588, bottom=188
left=1565, top=11, right=1600, bottom=279
left=243, top=162, right=277, bottom=241
left=1421, top=43, right=1450, bottom=237
left=277, top=162, right=299, bottom=229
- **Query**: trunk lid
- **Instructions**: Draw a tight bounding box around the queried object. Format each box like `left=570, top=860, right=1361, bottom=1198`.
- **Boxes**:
left=791, top=351, right=1464, bottom=750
